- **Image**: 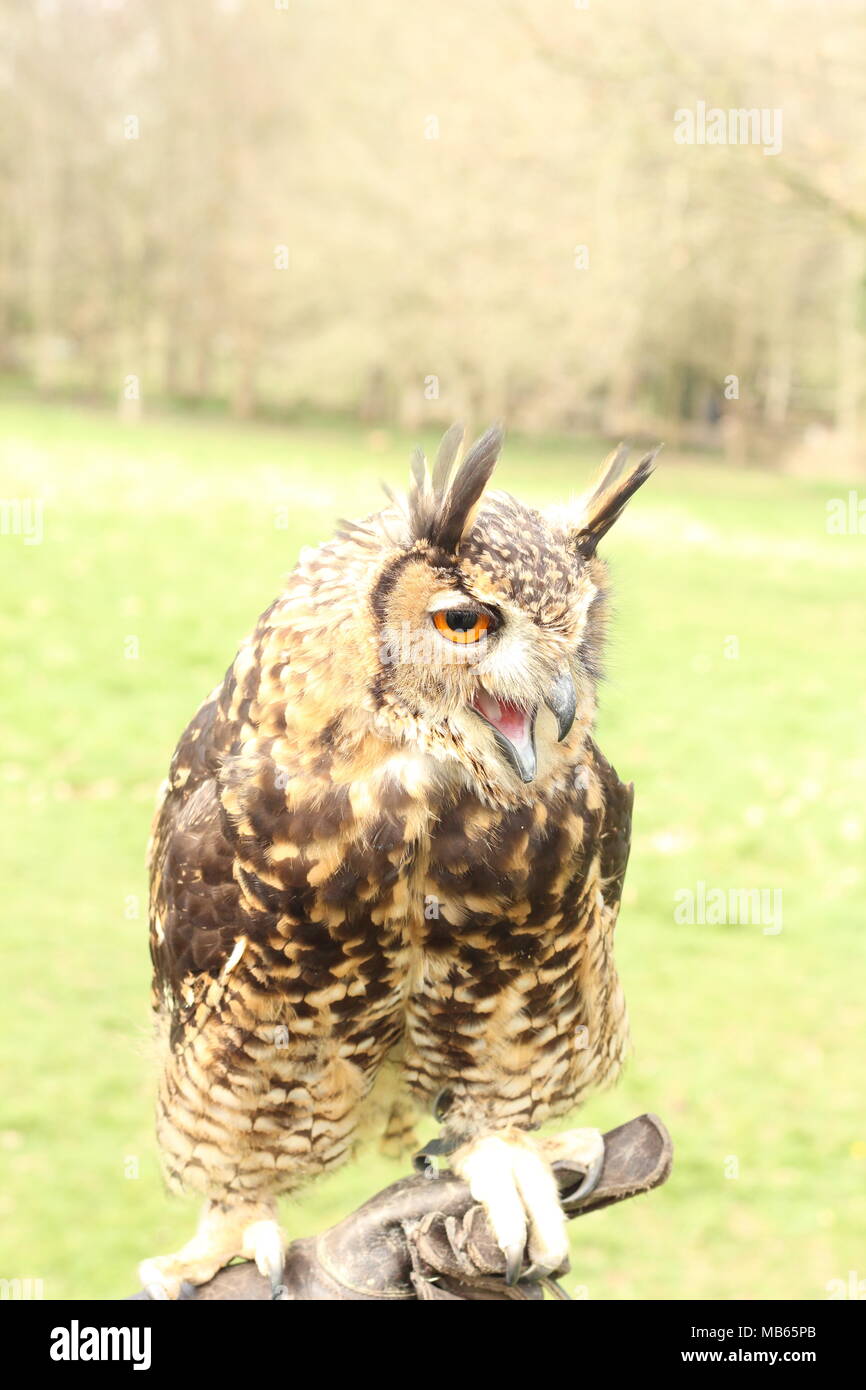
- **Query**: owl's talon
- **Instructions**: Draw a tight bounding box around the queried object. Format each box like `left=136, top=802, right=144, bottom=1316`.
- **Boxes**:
left=504, top=1244, right=524, bottom=1286
left=547, top=1128, right=606, bottom=1210
left=143, top=1280, right=171, bottom=1301
left=139, top=1200, right=284, bottom=1299
left=253, top=1230, right=289, bottom=1300
left=413, top=1151, right=438, bottom=1179
left=245, top=1217, right=286, bottom=1297
left=567, top=1143, right=604, bottom=1204
left=451, top=1129, right=570, bottom=1287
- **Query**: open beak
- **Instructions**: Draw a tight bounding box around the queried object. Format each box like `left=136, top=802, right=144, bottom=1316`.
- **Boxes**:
left=543, top=669, right=576, bottom=742
left=470, top=670, right=575, bottom=782
left=471, top=690, right=537, bottom=782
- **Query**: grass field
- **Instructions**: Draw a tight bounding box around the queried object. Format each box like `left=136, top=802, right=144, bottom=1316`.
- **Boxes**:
left=1, top=396, right=864, bottom=1301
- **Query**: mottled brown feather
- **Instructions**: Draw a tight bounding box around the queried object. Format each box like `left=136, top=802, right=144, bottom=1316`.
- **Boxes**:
left=146, top=428, right=646, bottom=1211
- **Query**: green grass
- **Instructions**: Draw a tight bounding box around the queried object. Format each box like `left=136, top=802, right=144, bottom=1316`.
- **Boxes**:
left=1, top=397, right=864, bottom=1300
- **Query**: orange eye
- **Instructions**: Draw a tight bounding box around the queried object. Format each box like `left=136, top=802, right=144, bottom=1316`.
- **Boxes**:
left=432, top=608, right=492, bottom=644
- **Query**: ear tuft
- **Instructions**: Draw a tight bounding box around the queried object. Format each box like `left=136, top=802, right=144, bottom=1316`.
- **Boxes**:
left=431, top=422, right=464, bottom=499
left=406, top=423, right=504, bottom=553
left=571, top=443, right=661, bottom=557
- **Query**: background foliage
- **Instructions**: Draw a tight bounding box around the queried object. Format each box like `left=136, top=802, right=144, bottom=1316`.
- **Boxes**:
left=2, top=1, right=866, bottom=466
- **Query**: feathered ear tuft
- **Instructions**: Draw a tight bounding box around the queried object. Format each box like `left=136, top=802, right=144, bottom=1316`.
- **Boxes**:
left=406, top=423, right=504, bottom=553
left=570, top=443, right=661, bottom=557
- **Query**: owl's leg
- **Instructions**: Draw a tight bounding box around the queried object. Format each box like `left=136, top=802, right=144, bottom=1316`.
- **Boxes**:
left=143, top=987, right=370, bottom=1298
left=139, top=1198, right=286, bottom=1301
left=450, top=1126, right=604, bottom=1285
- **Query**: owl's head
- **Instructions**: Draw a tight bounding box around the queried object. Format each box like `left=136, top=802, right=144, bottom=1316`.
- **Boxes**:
left=330, top=425, right=657, bottom=804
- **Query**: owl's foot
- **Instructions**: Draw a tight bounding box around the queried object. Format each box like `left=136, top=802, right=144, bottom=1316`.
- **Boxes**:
left=139, top=1199, right=287, bottom=1300
left=450, top=1126, right=604, bottom=1285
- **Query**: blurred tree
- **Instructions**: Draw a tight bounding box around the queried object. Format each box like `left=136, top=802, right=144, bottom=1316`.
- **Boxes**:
left=1, top=0, right=864, bottom=467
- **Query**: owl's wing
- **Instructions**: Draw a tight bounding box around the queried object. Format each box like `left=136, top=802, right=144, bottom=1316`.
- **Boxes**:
left=587, top=737, right=634, bottom=926
left=148, top=683, right=241, bottom=1021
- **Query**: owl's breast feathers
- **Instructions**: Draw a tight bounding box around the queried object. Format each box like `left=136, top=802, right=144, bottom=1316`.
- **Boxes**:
left=149, top=594, right=633, bottom=1128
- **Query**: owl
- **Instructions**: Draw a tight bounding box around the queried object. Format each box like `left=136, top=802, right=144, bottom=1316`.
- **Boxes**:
left=139, top=425, right=657, bottom=1297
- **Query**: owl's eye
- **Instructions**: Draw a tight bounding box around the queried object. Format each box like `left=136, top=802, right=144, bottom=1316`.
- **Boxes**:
left=432, top=608, right=493, bottom=644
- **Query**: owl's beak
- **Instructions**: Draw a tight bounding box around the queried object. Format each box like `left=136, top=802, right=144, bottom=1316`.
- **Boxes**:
left=471, top=690, right=537, bottom=782
left=543, top=669, right=577, bottom=742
